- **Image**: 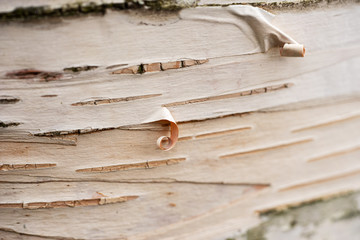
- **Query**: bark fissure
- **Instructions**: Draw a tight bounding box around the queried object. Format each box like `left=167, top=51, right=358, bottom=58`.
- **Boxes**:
left=76, top=157, right=186, bottom=173
left=163, top=83, right=293, bottom=107
left=0, top=227, right=85, bottom=240
left=0, top=195, right=139, bottom=209
left=220, top=137, right=314, bottom=159
left=0, top=163, right=57, bottom=171
left=71, top=93, right=162, bottom=106
left=0, top=177, right=271, bottom=187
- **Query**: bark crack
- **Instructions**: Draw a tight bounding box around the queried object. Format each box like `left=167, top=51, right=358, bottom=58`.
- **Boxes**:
left=0, top=227, right=85, bottom=240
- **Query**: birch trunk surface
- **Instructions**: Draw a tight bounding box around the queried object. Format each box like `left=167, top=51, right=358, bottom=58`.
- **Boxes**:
left=0, top=1, right=360, bottom=239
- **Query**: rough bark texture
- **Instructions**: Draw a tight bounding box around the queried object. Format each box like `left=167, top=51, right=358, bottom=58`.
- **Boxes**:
left=0, top=0, right=360, bottom=239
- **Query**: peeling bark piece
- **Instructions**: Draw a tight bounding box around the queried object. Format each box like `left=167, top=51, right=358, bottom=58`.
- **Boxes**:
left=280, top=43, right=305, bottom=57
left=112, top=65, right=139, bottom=74
left=182, top=59, right=196, bottom=67
left=143, top=107, right=179, bottom=151
left=161, top=61, right=182, bottom=70
left=143, top=62, right=161, bottom=72
left=181, top=5, right=305, bottom=57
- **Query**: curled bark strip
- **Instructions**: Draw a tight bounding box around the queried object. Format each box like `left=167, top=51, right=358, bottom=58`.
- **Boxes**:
left=144, top=107, right=179, bottom=151
left=156, top=121, right=179, bottom=151
left=280, top=43, right=305, bottom=57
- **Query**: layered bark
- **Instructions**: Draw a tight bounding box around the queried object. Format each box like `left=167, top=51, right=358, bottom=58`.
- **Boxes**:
left=0, top=1, right=360, bottom=239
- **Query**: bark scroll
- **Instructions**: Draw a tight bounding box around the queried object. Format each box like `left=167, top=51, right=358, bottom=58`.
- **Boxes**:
left=143, top=107, right=179, bottom=151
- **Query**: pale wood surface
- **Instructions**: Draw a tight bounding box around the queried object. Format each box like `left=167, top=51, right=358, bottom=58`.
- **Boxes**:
left=0, top=2, right=360, bottom=240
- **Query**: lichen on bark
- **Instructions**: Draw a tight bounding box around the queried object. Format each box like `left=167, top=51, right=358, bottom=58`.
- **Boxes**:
left=236, top=191, right=360, bottom=240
